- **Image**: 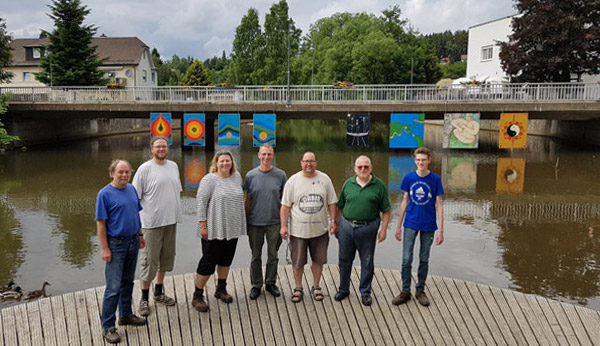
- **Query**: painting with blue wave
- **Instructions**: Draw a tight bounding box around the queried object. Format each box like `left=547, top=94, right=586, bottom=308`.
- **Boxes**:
left=253, top=114, right=276, bottom=147
left=218, top=113, right=240, bottom=146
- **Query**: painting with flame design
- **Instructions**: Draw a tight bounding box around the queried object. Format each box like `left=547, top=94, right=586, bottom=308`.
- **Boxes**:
left=218, top=113, right=240, bottom=146
left=150, top=113, right=172, bottom=144
left=184, top=113, right=206, bottom=146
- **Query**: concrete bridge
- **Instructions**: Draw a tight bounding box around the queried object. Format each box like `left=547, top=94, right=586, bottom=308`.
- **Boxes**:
left=3, top=83, right=600, bottom=120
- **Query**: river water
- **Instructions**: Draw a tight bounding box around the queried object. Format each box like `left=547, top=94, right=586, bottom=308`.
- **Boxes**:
left=0, top=120, right=599, bottom=310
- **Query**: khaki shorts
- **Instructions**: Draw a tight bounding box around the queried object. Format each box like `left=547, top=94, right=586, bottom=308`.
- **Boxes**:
left=289, top=232, right=329, bottom=268
left=139, top=224, right=177, bottom=281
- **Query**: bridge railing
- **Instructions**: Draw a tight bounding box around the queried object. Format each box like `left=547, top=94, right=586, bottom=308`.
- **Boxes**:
left=1, top=83, right=599, bottom=104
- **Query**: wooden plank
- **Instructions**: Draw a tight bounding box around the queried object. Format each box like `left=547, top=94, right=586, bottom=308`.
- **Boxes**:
left=270, top=267, right=297, bottom=346
left=498, top=288, right=540, bottom=346
left=536, top=297, right=570, bottom=345
left=14, top=300, right=32, bottom=346
left=373, top=270, right=415, bottom=346
left=395, top=273, right=435, bottom=346
left=187, top=272, right=214, bottom=346
left=574, top=306, right=600, bottom=346
left=350, top=266, right=388, bottom=346
left=173, top=274, right=194, bottom=346
left=129, top=281, right=150, bottom=346
left=302, top=266, right=334, bottom=346
left=438, top=276, right=484, bottom=345
left=50, top=295, right=69, bottom=346
left=449, top=279, right=495, bottom=346
left=242, top=266, right=271, bottom=346
left=464, top=280, right=508, bottom=346
left=26, top=300, right=44, bottom=346
left=277, top=265, right=306, bottom=346
left=281, top=265, right=314, bottom=346
left=164, top=276, right=183, bottom=346
left=420, top=276, right=460, bottom=346
left=38, top=296, right=58, bottom=346
left=406, top=273, right=447, bottom=346
left=184, top=272, right=207, bottom=346
left=73, top=289, right=93, bottom=345
left=318, top=266, right=352, bottom=346
left=1, top=305, right=19, bottom=346
left=475, top=284, right=519, bottom=346
left=231, top=269, right=256, bottom=346
left=82, top=288, right=104, bottom=346
left=154, top=279, right=174, bottom=346
left=257, top=267, right=288, bottom=346
left=553, top=300, right=593, bottom=346
left=226, top=269, right=246, bottom=346
left=518, top=292, right=560, bottom=346
left=206, top=274, right=224, bottom=346
left=429, top=275, right=474, bottom=345
left=216, top=276, right=236, bottom=346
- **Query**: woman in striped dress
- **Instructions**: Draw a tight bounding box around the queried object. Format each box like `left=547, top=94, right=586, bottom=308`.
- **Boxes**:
left=191, top=151, right=247, bottom=312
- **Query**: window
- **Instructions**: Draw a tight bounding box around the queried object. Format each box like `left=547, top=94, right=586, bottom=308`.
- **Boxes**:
left=481, top=45, right=493, bottom=61
left=33, top=48, right=41, bottom=59
left=142, top=69, right=147, bottom=82
left=152, top=71, right=156, bottom=83
left=125, top=69, right=132, bottom=77
left=23, top=72, right=31, bottom=81
left=106, top=71, right=116, bottom=78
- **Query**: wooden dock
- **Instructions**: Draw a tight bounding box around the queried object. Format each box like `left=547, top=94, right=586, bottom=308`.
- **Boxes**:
left=1, top=265, right=599, bottom=345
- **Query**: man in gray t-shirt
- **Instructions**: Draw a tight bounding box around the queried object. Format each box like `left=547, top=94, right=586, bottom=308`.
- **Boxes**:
left=243, top=144, right=287, bottom=300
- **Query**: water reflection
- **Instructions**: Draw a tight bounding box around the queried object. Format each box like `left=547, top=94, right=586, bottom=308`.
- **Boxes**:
left=0, top=120, right=599, bottom=311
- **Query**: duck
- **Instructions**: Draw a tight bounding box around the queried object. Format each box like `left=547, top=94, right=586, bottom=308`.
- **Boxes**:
left=24, top=282, right=51, bottom=300
left=0, top=280, right=15, bottom=293
left=0, top=286, right=22, bottom=300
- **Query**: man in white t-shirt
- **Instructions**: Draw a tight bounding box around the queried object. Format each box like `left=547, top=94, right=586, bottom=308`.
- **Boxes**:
left=280, top=151, right=337, bottom=303
left=132, top=136, right=182, bottom=316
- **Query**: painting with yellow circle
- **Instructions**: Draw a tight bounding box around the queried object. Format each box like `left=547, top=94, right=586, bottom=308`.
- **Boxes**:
left=253, top=114, right=276, bottom=147
left=218, top=113, right=240, bottom=146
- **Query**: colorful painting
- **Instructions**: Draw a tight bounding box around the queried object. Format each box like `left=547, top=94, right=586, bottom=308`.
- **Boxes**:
left=183, top=113, right=206, bottom=146
left=389, top=113, right=425, bottom=148
left=388, top=156, right=416, bottom=193
left=150, top=113, right=172, bottom=144
left=184, top=154, right=206, bottom=191
left=346, top=113, right=370, bottom=147
left=496, top=158, right=525, bottom=194
left=442, top=157, right=477, bottom=193
left=253, top=114, right=276, bottom=147
left=218, top=113, right=240, bottom=146
left=443, top=113, right=480, bottom=149
left=499, top=113, right=528, bottom=149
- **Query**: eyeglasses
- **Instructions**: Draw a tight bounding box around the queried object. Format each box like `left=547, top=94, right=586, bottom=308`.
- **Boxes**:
left=355, top=165, right=371, bottom=170
left=302, top=160, right=317, bottom=163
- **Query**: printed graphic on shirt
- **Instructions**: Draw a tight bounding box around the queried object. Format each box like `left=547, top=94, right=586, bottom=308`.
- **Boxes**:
left=409, top=181, right=433, bottom=205
left=298, top=194, right=324, bottom=214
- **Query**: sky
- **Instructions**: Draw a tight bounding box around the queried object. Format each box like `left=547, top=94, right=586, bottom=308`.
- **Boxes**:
left=3, top=0, right=517, bottom=61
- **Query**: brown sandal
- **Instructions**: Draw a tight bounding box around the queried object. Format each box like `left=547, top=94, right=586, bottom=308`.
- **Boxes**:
left=311, top=286, right=324, bottom=301
left=291, top=288, right=303, bottom=303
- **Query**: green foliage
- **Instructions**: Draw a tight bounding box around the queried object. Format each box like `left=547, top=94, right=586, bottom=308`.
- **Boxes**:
left=440, top=61, right=466, bottom=79
left=153, top=54, right=194, bottom=85
left=180, top=59, right=213, bottom=86
left=35, top=0, right=107, bottom=86
left=423, top=30, right=468, bottom=62
left=0, top=18, right=14, bottom=83
left=262, top=0, right=300, bottom=84
left=203, top=51, right=229, bottom=84
left=230, top=8, right=264, bottom=84
left=0, top=94, right=20, bottom=147
left=499, top=0, right=600, bottom=82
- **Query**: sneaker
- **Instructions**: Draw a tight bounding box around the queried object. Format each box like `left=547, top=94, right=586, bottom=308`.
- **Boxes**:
left=192, top=293, right=208, bottom=312
left=102, top=328, right=121, bottom=344
left=214, top=287, right=233, bottom=303
left=391, top=292, right=412, bottom=305
left=415, top=290, right=430, bottom=306
left=138, top=299, right=150, bottom=316
left=265, top=284, right=281, bottom=297
left=118, top=314, right=146, bottom=326
left=334, top=291, right=349, bottom=301
left=154, top=293, right=176, bottom=306
left=249, top=287, right=261, bottom=300
left=361, top=294, right=372, bottom=306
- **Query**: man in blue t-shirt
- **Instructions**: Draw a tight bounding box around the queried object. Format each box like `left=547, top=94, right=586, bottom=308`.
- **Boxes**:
left=96, top=160, right=147, bottom=344
left=392, top=147, right=444, bottom=307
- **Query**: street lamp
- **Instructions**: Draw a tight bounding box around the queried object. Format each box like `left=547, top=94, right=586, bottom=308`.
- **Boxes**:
left=286, top=22, right=291, bottom=106
left=311, top=40, right=314, bottom=86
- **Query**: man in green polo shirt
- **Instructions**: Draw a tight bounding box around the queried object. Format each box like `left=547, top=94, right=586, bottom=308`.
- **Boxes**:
left=334, top=155, right=391, bottom=306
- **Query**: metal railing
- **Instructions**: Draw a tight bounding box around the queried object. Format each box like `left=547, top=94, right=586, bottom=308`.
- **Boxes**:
left=1, top=83, right=599, bottom=104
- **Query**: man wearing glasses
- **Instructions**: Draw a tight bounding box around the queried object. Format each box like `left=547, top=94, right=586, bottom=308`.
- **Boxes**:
left=280, top=152, right=337, bottom=303
left=334, top=155, right=391, bottom=306
left=132, top=136, right=182, bottom=316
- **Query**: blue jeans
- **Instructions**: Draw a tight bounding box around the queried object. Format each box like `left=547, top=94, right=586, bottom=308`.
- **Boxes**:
left=338, top=216, right=380, bottom=295
left=102, top=235, right=139, bottom=330
left=401, top=228, right=435, bottom=293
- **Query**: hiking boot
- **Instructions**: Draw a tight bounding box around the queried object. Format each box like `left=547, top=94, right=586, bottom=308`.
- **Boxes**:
left=249, top=287, right=261, bottom=300
left=118, top=314, right=146, bottom=326
left=138, top=299, right=150, bottom=316
left=102, top=328, right=121, bottom=344
left=391, top=292, right=412, bottom=305
left=215, top=286, right=233, bottom=303
left=192, top=293, right=208, bottom=312
left=265, top=284, right=281, bottom=297
left=362, top=294, right=373, bottom=306
left=154, top=293, right=176, bottom=306
left=415, top=290, right=430, bottom=306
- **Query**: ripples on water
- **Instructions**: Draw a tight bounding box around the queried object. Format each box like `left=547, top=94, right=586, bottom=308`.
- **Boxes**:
left=0, top=120, right=598, bottom=310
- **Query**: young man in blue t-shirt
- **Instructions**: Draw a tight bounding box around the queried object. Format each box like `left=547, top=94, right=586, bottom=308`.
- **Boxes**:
left=393, top=147, right=444, bottom=307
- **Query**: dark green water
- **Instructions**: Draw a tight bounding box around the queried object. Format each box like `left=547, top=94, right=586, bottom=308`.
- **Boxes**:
left=0, top=120, right=599, bottom=310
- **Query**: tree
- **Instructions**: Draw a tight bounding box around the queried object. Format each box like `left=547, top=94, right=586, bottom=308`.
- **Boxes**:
left=0, top=94, right=19, bottom=147
left=0, top=18, right=13, bottom=84
left=230, top=8, right=264, bottom=84
left=441, top=61, right=467, bottom=79
left=262, top=0, right=300, bottom=84
left=499, top=0, right=600, bottom=82
left=179, top=59, right=213, bottom=86
left=35, top=0, right=107, bottom=86
left=424, top=30, right=468, bottom=63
